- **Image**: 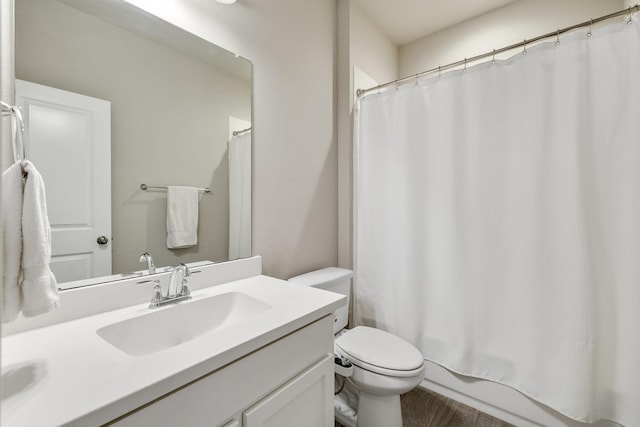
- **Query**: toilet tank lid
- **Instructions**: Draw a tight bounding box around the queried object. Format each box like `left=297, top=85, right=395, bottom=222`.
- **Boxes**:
left=288, top=267, right=353, bottom=287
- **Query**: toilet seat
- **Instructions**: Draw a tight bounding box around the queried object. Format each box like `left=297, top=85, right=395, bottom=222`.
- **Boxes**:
left=335, top=326, right=424, bottom=378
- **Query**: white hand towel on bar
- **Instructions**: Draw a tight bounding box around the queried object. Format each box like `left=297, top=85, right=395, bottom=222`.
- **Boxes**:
left=20, top=161, right=59, bottom=317
left=2, top=162, right=24, bottom=323
left=166, top=186, right=199, bottom=249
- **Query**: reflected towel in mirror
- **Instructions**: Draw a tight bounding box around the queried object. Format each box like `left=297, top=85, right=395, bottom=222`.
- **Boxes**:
left=166, top=186, right=199, bottom=249
left=20, top=161, right=60, bottom=317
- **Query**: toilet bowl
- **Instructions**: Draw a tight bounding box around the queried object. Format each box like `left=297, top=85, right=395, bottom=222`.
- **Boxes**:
left=288, top=268, right=425, bottom=427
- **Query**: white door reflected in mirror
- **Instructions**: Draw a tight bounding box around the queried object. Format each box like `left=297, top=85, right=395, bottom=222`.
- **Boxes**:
left=16, top=79, right=112, bottom=287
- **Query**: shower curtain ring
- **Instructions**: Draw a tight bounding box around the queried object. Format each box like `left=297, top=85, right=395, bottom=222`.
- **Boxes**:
left=438, top=66, right=442, bottom=78
left=492, top=49, right=496, bottom=64
left=628, top=7, right=633, bottom=24
left=464, top=58, right=467, bottom=72
left=587, top=19, right=593, bottom=37
left=523, top=40, right=528, bottom=55
left=556, top=29, right=561, bottom=45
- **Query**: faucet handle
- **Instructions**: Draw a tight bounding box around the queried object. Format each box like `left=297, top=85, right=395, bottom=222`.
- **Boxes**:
left=136, top=278, right=164, bottom=308
left=176, top=264, right=191, bottom=296
left=150, top=282, right=163, bottom=303
left=179, top=282, right=191, bottom=297
left=149, top=281, right=164, bottom=308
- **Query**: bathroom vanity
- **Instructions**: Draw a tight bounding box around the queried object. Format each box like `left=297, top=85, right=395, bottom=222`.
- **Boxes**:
left=2, top=257, right=344, bottom=427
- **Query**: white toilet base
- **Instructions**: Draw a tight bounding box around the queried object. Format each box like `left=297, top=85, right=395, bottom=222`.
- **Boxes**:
left=356, top=392, right=402, bottom=427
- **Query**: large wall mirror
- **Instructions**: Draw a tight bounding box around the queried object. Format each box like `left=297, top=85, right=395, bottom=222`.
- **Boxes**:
left=15, top=0, right=252, bottom=290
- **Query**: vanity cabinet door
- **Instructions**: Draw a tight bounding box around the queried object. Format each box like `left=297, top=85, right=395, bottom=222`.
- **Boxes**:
left=243, top=355, right=334, bottom=427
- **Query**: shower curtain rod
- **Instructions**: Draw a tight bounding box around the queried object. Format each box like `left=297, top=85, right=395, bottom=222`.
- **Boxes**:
left=357, top=5, right=640, bottom=97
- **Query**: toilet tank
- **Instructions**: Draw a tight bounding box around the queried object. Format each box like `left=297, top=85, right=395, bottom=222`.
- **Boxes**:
left=288, top=267, right=352, bottom=334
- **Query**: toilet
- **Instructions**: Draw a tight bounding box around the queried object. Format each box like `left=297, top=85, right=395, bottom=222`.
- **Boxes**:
left=288, top=267, right=425, bottom=427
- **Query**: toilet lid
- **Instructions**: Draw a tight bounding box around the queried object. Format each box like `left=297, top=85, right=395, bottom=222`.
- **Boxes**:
left=335, top=326, right=424, bottom=375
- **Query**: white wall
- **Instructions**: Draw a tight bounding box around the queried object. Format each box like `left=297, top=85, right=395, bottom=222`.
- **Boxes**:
left=337, top=0, right=397, bottom=269
left=399, top=0, right=623, bottom=78
left=348, top=1, right=398, bottom=87
left=0, top=0, right=14, bottom=172
left=0, top=0, right=13, bottom=347
left=124, top=0, right=338, bottom=279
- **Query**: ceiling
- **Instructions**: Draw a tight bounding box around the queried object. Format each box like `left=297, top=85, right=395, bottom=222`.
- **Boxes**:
left=352, top=0, right=519, bottom=46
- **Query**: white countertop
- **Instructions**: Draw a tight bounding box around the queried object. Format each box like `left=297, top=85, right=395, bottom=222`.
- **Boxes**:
left=2, top=275, right=344, bottom=427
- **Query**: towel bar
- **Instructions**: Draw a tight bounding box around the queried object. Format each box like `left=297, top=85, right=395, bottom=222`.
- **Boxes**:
left=140, top=184, right=211, bottom=193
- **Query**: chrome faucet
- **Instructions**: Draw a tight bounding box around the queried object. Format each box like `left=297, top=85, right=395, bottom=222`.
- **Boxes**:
left=138, top=252, right=156, bottom=275
left=144, top=263, right=191, bottom=308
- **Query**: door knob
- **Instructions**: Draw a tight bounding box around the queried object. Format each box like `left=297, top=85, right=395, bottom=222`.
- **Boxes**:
left=97, top=235, right=109, bottom=245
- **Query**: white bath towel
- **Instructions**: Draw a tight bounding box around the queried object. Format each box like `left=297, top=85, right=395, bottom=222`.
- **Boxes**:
left=166, top=186, right=199, bottom=249
left=20, top=161, right=59, bottom=317
left=2, top=162, right=24, bottom=323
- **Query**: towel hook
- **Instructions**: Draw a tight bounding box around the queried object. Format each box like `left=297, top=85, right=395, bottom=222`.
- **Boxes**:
left=1, top=101, right=26, bottom=164
left=12, top=107, right=25, bottom=165
left=0, top=100, right=11, bottom=116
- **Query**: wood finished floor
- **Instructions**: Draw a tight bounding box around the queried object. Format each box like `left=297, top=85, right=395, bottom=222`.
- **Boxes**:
left=336, top=387, right=514, bottom=427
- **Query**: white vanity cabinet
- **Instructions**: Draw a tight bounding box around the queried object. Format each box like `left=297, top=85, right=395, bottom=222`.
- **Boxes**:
left=106, top=315, right=335, bottom=427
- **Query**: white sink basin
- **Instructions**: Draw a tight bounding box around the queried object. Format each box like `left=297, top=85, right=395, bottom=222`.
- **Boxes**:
left=96, top=292, right=271, bottom=356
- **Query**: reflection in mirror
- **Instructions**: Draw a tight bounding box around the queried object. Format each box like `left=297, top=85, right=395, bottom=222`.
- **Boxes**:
left=15, top=0, right=252, bottom=289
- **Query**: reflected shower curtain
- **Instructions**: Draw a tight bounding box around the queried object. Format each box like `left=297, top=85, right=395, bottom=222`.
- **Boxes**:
left=228, top=131, right=251, bottom=260
left=355, top=17, right=640, bottom=425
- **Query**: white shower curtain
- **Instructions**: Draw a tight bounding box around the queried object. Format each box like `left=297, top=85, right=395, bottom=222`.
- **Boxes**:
left=228, top=131, right=251, bottom=260
left=355, top=17, right=640, bottom=426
